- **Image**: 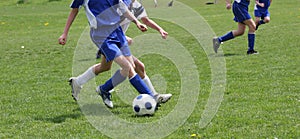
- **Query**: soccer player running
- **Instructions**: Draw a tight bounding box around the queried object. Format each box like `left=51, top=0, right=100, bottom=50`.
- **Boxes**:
left=254, top=0, right=272, bottom=30
left=98, top=0, right=171, bottom=103
left=213, top=0, right=258, bottom=55
left=58, top=0, right=171, bottom=108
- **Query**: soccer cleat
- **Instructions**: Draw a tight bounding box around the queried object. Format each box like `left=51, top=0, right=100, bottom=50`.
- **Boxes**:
left=154, top=93, right=172, bottom=103
left=213, top=37, right=221, bottom=53
left=247, top=50, right=259, bottom=55
left=68, top=77, right=82, bottom=101
left=168, top=0, right=174, bottom=7
left=96, top=86, right=113, bottom=108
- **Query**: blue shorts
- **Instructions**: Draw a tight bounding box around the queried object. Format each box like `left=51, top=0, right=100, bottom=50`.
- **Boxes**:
left=254, top=10, right=270, bottom=19
left=232, top=2, right=251, bottom=23
left=91, top=27, right=131, bottom=62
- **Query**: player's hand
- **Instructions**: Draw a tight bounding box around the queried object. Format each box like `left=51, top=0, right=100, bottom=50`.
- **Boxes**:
left=136, top=22, right=148, bottom=32
left=226, top=3, right=231, bottom=10
left=126, top=36, right=133, bottom=45
left=58, top=34, right=67, bottom=45
left=159, top=29, right=168, bottom=39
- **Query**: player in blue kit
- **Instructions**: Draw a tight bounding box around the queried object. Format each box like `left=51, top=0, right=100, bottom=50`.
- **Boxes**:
left=254, top=0, right=272, bottom=30
left=213, top=0, right=258, bottom=55
left=59, top=0, right=148, bottom=107
left=58, top=0, right=170, bottom=108
left=96, top=0, right=171, bottom=101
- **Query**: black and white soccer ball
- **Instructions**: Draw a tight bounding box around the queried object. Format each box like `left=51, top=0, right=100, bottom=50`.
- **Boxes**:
left=132, top=94, right=157, bottom=116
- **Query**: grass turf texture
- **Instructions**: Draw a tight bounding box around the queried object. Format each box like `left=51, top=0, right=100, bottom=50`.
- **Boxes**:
left=0, top=0, right=299, bottom=138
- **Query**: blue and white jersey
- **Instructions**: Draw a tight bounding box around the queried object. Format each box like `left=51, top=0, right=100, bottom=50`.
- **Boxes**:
left=70, top=0, right=130, bottom=51
left=70, top=0, right=128, bottom=29
left=120, top=0, right=148, bottom=32
left=234, top=0, right=250, bottom=7
left=123, top=0, right=132, bottom=7
left=254, top=0, right=271, bottom=11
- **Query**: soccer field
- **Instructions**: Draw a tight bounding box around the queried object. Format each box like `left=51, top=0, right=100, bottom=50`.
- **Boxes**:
left=0, top=0, right=299, bottom=138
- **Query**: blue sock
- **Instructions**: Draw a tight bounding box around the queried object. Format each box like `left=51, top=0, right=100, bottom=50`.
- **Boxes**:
left=248, top=33, right=255, bottom=51
left=129, top=74, right=153, bottom=96
left=219, top=31, right=234, bottom=42
left=101, top=69, right=126, bottom=92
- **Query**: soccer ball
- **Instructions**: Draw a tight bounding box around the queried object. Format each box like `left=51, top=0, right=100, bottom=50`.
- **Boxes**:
left=132, top=94, right=157, bottom=116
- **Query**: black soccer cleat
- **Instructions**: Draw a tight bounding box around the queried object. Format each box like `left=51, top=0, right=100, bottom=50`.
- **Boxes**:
left=247, top=50, right=259, bottom=55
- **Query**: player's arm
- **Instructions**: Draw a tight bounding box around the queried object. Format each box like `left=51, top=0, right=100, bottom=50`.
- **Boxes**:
left=118, top=0, right=147, bottom=32
left=58, top=8, right=79, bottom=45
left=123, top=11, right=148, bottom=32
left=255, top=0, right=265, bottom=7
left=141, top=17, right=168, bottom=39
left=225, top=0, right=232, bottom=10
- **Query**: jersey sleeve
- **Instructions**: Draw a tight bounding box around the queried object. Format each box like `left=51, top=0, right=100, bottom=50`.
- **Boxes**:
left=116, top=0, right=129, bottom=16
left=70, top=0, right=84, bottom=8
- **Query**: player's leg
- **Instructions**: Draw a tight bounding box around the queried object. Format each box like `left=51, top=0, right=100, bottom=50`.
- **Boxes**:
left=69, top=65, right=97, bottom=101
left=97, top=49, right=152, bottom=107
left=244, top=19, right=258, bottom=54
left=97, top=41, right=137, bottom=94
left=254, top=10, right=262, bottom=30
left=153, top=0, right=157, bottom=7
left=110, top=55, right=157, bottom=99
left=133, top=56, right=172, bottom=103
left=263, top=16, right=270, bottom=24
left=114, top=55, right=167, bottom=103
left=213, top=2, right=247, bottom=53
left=94, top=56, right=113, bottom=74
left=255, top=16, right=260, bottom=30
left=96, top=55, right=128, bottom=108
left=69, top=55, right=113, bottom=101
left=218, top=23, right=247, bottom=43
left=233, top=22, right=246, bottom=37
left=213, top=23, right=245, bottom=53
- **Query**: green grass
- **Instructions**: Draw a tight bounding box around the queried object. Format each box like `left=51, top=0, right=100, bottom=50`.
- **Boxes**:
left=0, top=0, right=299, bottom=138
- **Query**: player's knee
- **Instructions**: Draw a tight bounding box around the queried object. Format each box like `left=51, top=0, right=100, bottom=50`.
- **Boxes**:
left=135, top=61, right=145, bottom=71
left=236, top=31, right=245, bottom=36
left=265, top=18, right=270, bottom=23
left=248, top=25, right=256, bottom=32
left=120, top=64, right=131, bottom=77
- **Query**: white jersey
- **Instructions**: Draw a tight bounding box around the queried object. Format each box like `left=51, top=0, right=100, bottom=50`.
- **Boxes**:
left=120, top=0, right=148, bottom=32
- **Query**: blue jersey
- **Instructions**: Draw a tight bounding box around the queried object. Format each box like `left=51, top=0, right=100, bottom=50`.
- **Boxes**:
left=234, top=0, right=250, bottom=7
left=70, top=0, right=131, bottom=61
left=255, top=0, right=271, bottom=11
left=70, top=0, right=128, bottom=29
left=123, top=0, right=131, bottom=7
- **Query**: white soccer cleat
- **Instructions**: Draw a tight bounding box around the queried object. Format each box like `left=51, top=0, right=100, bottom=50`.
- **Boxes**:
left=154, top=93, right=172, bottom=103
left=68, top=77, right=82, bottom=101
left=213, top=37, right=221, bottom=53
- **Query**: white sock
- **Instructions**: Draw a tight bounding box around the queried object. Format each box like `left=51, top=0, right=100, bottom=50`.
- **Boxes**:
left=76, top=66, right=96, bottom=86
left=142, top=75, right=157, bottom=95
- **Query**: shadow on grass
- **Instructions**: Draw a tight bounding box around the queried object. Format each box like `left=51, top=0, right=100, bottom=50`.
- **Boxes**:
left=80, top=103, right=132, bottom=116
left=34, top=103, right=136, bottom=123
left=208, top=53, right=240, bottom=57
left=223, top=53, right=241, bottom=57
left=34, top=110, right=82, bottom=123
